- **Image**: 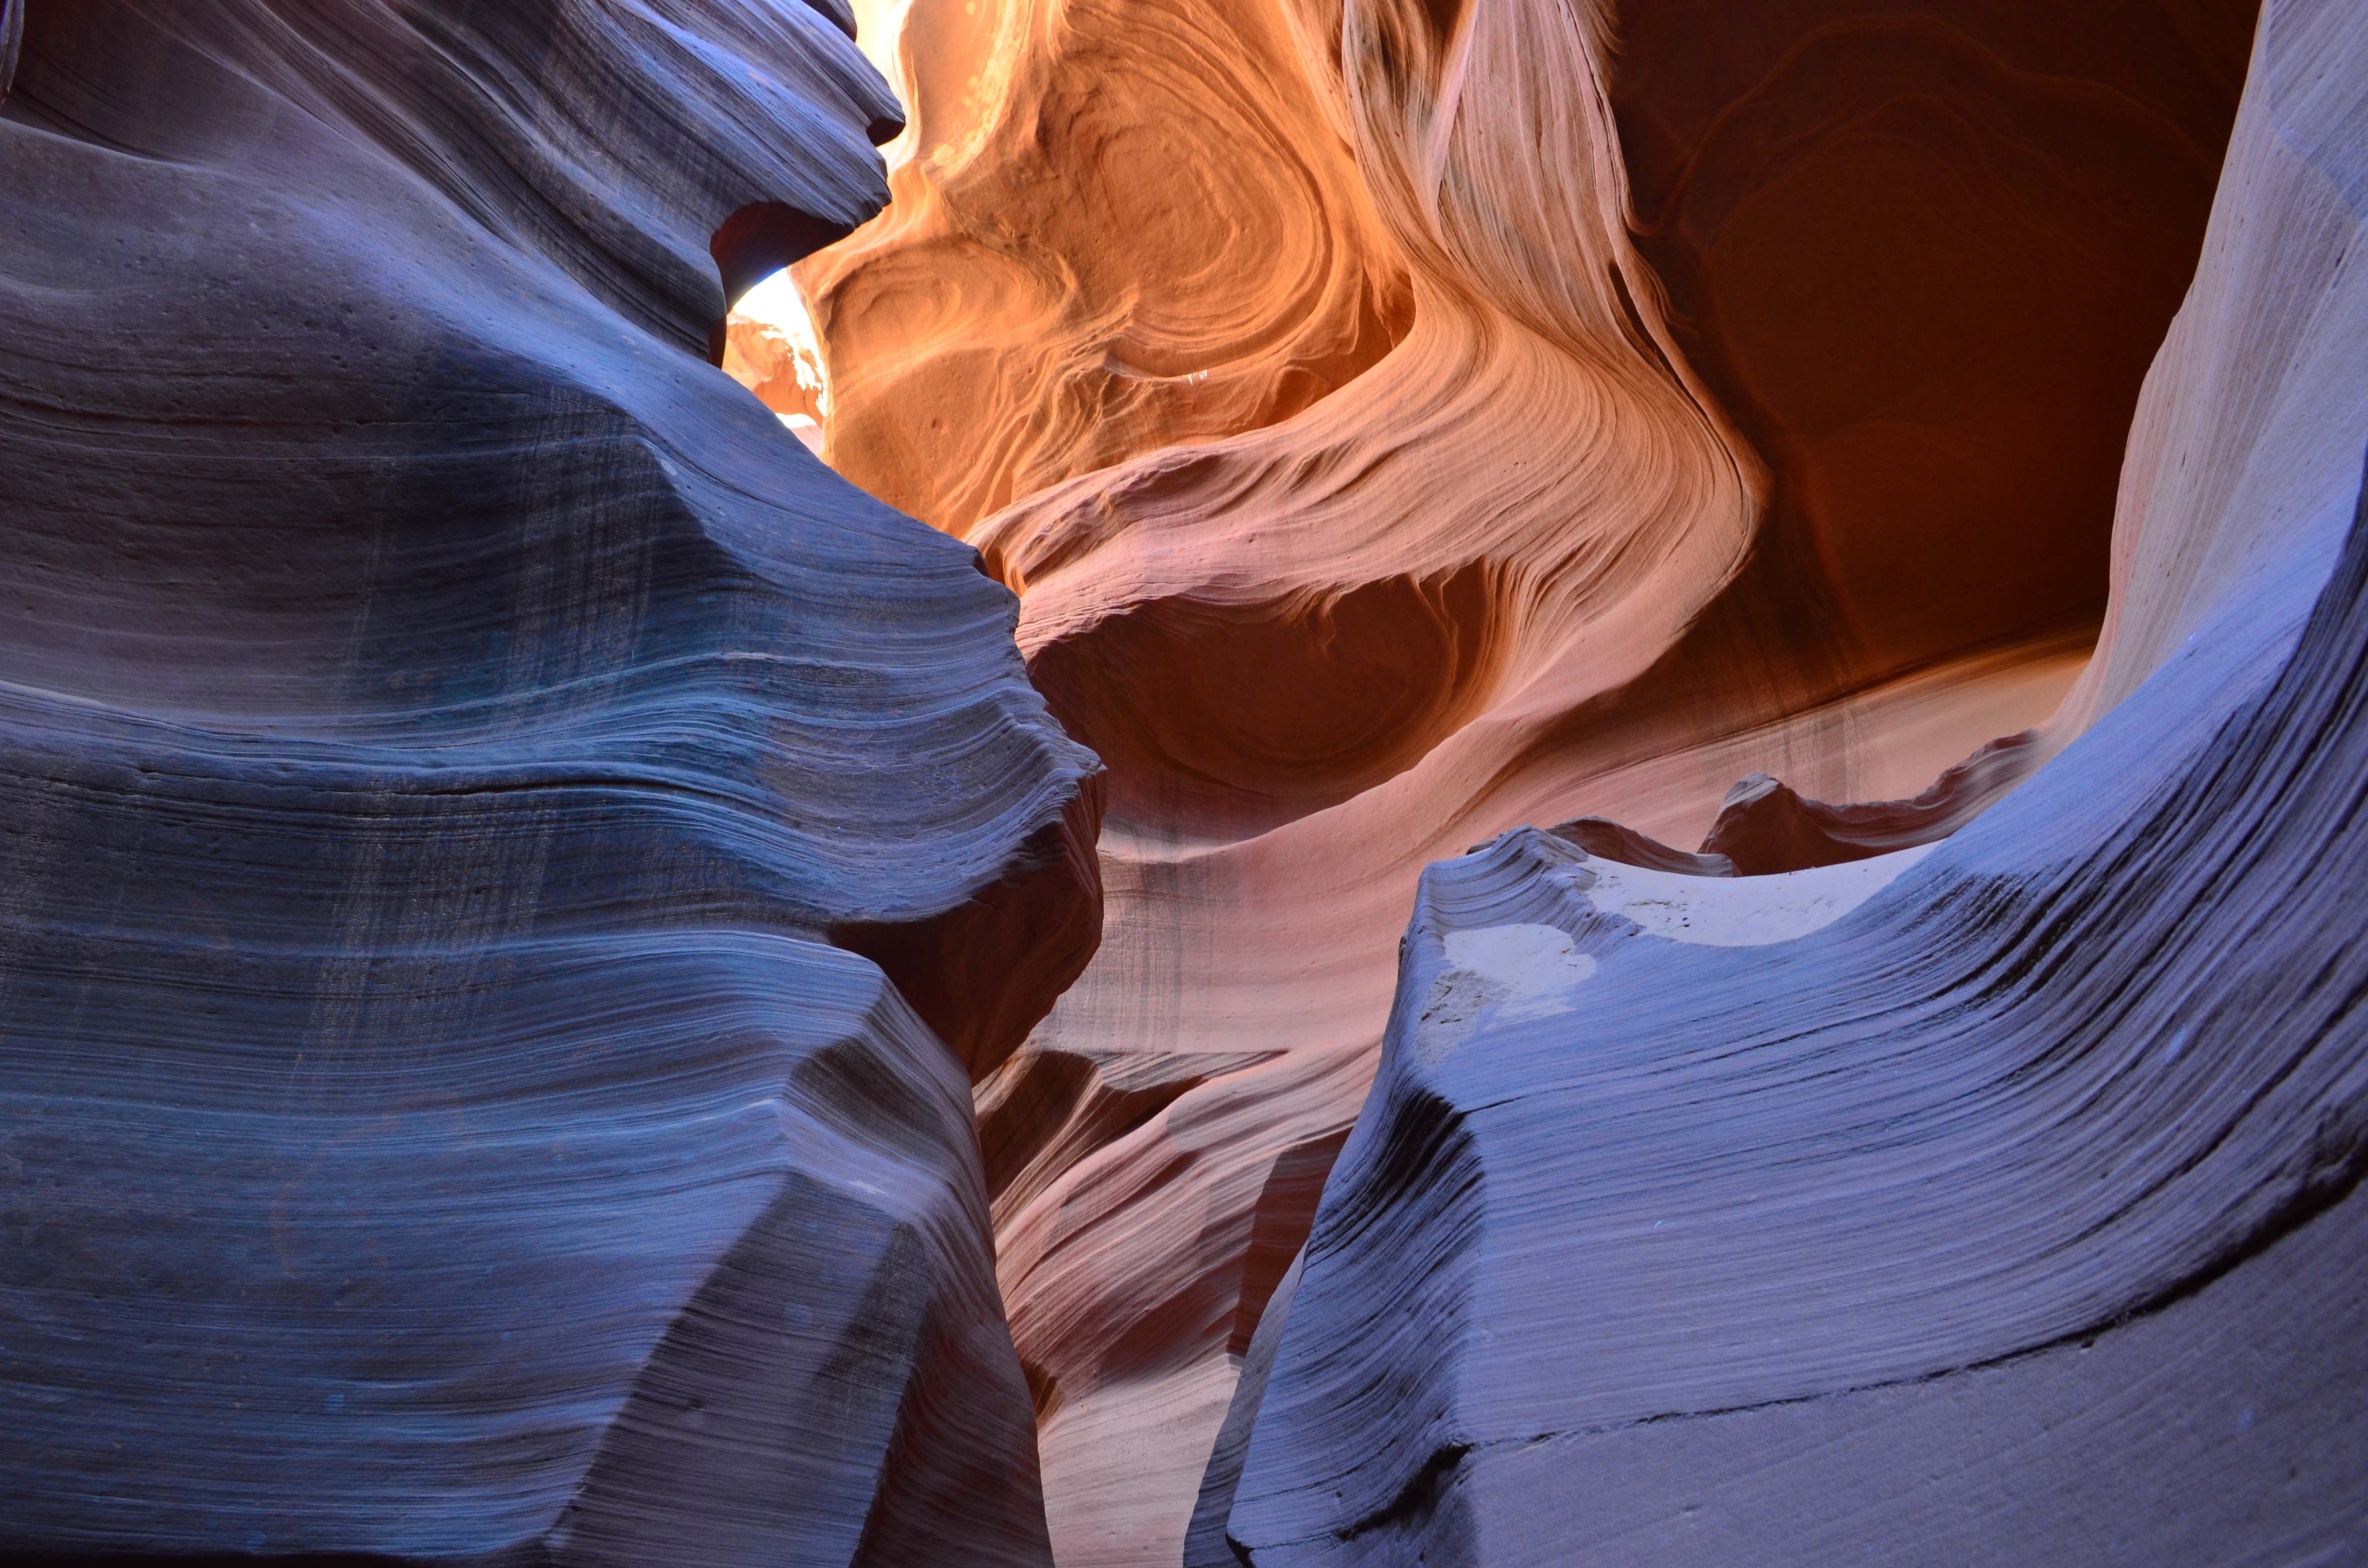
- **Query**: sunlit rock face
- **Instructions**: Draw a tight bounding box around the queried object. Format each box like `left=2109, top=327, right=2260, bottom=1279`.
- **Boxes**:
left=721, top=312, right=829, bottom=451
left=790, top=0, right=2298, bottom=1561
left=0, top=0, right=1096, bottom=1561
left=9, top=0, right=2360, bottom=1556
left=796, top=0, right=1415, bottom=530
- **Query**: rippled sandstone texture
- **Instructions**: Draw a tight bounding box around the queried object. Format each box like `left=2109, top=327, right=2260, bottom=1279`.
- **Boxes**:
left=797, top=0, right=1415, bottom=528
left=791, top=0, right=2272, bottom=1561
left=0, top=0, right=1097, bottom=1561
left=10, top=0, right=2356, bottom=1560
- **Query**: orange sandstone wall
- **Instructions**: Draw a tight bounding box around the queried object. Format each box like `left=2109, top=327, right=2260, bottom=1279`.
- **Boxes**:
left=720, top=314, right=825, bottom=427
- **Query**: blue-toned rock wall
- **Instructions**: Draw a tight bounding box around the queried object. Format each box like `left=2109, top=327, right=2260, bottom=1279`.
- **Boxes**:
left=0, top=2, right=1098, bottom=1560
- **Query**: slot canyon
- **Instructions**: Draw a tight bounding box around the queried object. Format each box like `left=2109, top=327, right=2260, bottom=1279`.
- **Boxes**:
left=1, top=0, right=2363, bottom=1563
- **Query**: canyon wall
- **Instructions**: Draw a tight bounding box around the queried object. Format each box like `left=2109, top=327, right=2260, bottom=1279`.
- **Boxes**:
left=1612, top=0, right=2256, bottom=669
left=0, top=1, right=1095, bottom=1560
left=787, top=0, right=2290, bottom=1561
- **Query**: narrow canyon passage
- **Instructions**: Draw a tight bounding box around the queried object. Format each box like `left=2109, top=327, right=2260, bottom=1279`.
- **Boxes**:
left=731, top=0, right=2274, bottom=1561
left=4, top=0, right=2362, bottom=1562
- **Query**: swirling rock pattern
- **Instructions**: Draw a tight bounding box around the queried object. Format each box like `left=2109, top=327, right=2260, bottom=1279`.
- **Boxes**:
left=797, top=0, right=2262, bottom=1559
left=0, top=0, right=1095, bottom=1560
left=796, top=0, right=1413, bottom=530
left=1197, top=0, right=2368, bottom=1559
left=9, top=0, right=2354, bottom=1558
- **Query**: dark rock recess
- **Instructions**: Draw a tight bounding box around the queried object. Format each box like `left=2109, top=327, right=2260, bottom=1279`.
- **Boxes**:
left=1610, top=0, right=2259, bottom=671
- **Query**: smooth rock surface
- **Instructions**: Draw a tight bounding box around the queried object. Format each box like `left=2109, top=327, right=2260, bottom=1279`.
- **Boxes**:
left=0, top=1, right=1095, bottom=1560
left=1613, top=0, right=2257, bottom=667
left=12, top=0, right=2355, bottom=1559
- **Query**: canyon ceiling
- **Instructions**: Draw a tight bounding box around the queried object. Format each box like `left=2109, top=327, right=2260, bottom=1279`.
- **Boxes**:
left=1, top=0, right=2362, bottom=1565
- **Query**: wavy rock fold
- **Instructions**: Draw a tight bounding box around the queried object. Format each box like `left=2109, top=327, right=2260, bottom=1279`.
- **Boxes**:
left=1199, top=0, right=2368, bottom=1558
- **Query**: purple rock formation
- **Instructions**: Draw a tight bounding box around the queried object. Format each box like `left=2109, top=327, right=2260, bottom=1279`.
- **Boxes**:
left=0, top=1, right=1096, bottom=1560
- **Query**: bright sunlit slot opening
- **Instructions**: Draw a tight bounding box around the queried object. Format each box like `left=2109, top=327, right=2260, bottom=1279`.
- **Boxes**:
left=722, top=269, right=832, bottom=457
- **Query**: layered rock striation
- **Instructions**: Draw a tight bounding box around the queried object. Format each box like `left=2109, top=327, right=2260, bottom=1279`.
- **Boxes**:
left=797, top=0, right=1414, bottom=529
left=9, top=0, right=2359, bottom=1559
left=0, top=1, right=1095, bottom=1560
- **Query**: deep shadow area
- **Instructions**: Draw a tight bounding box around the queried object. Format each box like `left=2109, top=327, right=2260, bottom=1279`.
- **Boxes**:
left=1611, top=0, right=2258, bottom=672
